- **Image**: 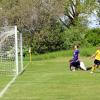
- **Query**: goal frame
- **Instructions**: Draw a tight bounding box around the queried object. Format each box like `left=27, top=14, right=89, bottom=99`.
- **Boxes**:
left=0, top=26, right=23, bottom=76
left=15, top=26, right=23, bottom=75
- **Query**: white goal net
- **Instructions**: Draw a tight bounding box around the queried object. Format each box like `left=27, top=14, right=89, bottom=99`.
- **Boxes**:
left=0, top=26, right=23, bottom=76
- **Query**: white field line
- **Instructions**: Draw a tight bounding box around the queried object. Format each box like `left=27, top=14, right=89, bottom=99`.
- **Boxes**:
left=0, top=62, right=30, bottom=98
left=0, top=75, right=17, bottom=98
left=19, top=62, right=30, bottom=75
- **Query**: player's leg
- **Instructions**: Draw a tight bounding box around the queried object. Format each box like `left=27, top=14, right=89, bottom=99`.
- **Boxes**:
left=71, top=66, right=76, bottom=71
left=76, top=60, right=80, bottom=70
left=90, top=64, right=96, bottom=73
left=98, top=60, right=100, bottom=68
left=70, top=61, right=76, bottom=71
left=90, top=59, right=99, bottom=73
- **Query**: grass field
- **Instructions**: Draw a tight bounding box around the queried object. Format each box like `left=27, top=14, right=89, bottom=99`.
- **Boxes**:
left=1, top=56, right=100, bottom=100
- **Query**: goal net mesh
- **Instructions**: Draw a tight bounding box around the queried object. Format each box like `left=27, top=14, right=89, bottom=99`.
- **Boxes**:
left=0, top=26, right=23, bottom=75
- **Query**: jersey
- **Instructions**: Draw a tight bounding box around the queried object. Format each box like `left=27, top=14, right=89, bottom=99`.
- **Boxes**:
left=95, top=50, right=100, bottom=61
left=73, top=49, right=80, bottom=61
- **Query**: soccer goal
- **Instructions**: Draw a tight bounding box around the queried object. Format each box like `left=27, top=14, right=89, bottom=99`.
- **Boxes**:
left=0, top=26, right=23, bottom=76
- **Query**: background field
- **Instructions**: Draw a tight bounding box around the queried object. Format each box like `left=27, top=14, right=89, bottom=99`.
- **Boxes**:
left=1, top=53, right=100, bottom=100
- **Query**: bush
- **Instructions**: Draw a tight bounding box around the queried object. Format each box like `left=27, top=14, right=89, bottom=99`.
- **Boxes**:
left=32, top=22, right=65, bottom=54
left=23, top=47, right=97, bottom=61
left=63, top=27, right=100, bottom=49
left=80, top=47, right=96, bottom=57
left=63, top=26, right=89, bottom=49
left=85, top=28, right=100, bottom=46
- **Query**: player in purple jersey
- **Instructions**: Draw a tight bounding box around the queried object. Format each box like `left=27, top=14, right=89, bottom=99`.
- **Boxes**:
left=69, top=45, right=80, bottom=71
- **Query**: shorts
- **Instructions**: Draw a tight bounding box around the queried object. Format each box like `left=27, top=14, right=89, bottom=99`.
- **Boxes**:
left=94, top=59, right=100, bottom=65
left=70, top=60, right=80, bottom=68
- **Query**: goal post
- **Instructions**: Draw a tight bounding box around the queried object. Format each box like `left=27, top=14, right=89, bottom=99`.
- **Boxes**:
left=0, top=26, right=23, bottom=76
left=20, top=33, right=23, bottom=72
left=0, top=26, right=30, bottom=98
left=15, top=26, right=18, bottom=75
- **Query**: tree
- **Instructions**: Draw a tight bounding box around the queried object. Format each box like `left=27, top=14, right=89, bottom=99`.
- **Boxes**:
left=32, top=21, right=64, bottom=53
left=59, top=0, right=97, bottom=28
left=85, top=28, right=100, bottom=46
left=97, top=0, right=100, bottom=25
left=0, top=0, right=99, bottom=53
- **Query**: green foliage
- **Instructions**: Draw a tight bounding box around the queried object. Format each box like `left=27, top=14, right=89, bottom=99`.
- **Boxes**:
left=31, top=26, right=100, bottom=54
left=85, top=28, right=100, bottom=46
left=66, top=47, right=96, bottom=57
left=24, top=50, right=67, bottom=61
left=63, top=0, right=97, bottom=28
left=63, top=26, right=89, bottom=49
left=0, top=0, right=99, bottom=54
left=63, top=27, right=100, bottom=50
left=80, top=47, right=96, bottom=57
left=24, top=47, right=97, bottom=61
left=32, top=21, right=65, bottom=54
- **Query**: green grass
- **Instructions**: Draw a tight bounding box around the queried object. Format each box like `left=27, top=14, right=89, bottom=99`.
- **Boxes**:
left=24, top=46, right=96, bottom=61
left=1, top=56, right=100, bottom=100
left=0, top=76, right=13, bottom=92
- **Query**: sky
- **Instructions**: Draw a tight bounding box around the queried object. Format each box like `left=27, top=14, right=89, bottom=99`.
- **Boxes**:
left=60, top=12, right=100, bottom=29
left=88, top=12, right=100, bottom=28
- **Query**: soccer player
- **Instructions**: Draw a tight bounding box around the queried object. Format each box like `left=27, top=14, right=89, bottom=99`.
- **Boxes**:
left=69, top=45, right=80, bottom=71
left=90, top=46, right=100, bottom=73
